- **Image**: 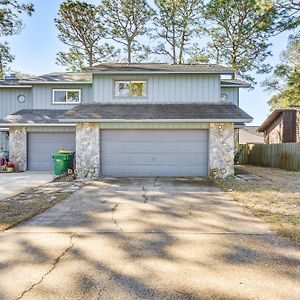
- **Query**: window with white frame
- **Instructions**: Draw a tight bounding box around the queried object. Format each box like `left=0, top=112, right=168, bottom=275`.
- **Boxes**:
left=114, top=80, right=147, bottom=97
left=52, top=89, right=81, bottom=104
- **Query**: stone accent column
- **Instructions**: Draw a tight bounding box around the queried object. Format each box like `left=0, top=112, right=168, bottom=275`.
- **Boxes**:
left=76, top=123, right=100, bottom=179
left=9, top=126, right=27, bottom=171
left=234, top=129, right=239, bottom=152
left=209, top=122, right=234, bottom=180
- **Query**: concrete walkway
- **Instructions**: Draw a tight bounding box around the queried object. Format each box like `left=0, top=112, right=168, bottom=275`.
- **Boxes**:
left=0, top=178, right=299, bottom=300
left=0, top=171, right=53, bottom=200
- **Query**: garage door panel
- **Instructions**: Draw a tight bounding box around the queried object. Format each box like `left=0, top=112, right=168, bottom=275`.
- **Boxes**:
left=104, top=166, right=208, bottom=177
left=101, top=130, right=208, bottom=177
left=104, top=142, right=207, bottom=153
left=104, top=153, right=208, bottom=164
left=102, top=130, right=207, bottom=143
left=28, top=133, right=75, bottom=171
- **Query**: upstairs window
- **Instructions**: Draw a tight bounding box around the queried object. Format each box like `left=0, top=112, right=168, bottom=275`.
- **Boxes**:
left=114, top=80, right=147, bottom=98
left=52, top=89, right=81, bottom=104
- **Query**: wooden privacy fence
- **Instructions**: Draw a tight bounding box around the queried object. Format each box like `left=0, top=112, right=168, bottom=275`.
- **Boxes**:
left=239, top=143, right=300, bottom=171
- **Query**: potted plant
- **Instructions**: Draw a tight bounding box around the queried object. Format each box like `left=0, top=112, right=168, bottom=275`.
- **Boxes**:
left=6, top=162, right=14, bottom=173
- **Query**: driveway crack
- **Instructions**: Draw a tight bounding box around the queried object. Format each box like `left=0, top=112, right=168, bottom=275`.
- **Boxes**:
left=153, top=177, right=157, bottom=187
left=111, top=204, right=123, bottom=233
left=16, top=233, right=74, bottom=300
left=142, top=187, right=148, bottom=203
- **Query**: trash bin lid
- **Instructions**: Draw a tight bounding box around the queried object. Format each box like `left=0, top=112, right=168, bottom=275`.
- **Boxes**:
left=57, top=149, right=75, bottom=154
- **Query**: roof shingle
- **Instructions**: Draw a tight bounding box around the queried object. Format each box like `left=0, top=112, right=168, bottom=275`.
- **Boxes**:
left=61, top=103, right=252, bottom=122
left=21, top=72, right=92, bottom=83
left=0, top=109, right=68, bottom=125
left=84, top=63, right=234, bottom=74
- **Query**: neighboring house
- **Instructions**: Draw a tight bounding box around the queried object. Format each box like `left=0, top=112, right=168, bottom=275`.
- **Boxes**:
left=257, top=107, right=300, bottom=144
left=0, top=63, right=252, bottom=179
left=239, top=126, right=264, bottom=144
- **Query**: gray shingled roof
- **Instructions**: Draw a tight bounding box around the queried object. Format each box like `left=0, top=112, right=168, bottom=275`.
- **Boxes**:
left=0, top=109, right=69, bottom=125
left=61, top=103, right=252, bottom=122
left=221, top=79, right=251, bottom=87
left=0, top=79, right=32, bottom=87
left=21, top=72, right=92, bottom=83
left=84, top=63, right=234, bottom=74
left=0, top=72, right=92, bottom=87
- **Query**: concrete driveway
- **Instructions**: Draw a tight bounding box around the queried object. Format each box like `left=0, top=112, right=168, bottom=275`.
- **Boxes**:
left=0, top=178, right=299, bottom=300
left=0, top=171, right=53, bottom=200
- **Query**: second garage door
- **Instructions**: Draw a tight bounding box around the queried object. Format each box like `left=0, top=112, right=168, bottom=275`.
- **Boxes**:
left=27, top=132, right=76, bottom=171
left=101, top=129, right=208, bottom=177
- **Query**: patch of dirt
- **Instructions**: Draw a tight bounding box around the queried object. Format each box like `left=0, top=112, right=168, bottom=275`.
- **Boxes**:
left=53, top=174, right=76, bottom=182
left=216, top=165, right=300, bottom=246
left=0, top=181, right=83, bottom=231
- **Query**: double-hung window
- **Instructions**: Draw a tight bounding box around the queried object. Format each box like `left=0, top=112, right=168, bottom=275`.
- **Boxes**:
left=114, top=80, right=147, bottom=98
left=52, top=89, right=81, bottom=104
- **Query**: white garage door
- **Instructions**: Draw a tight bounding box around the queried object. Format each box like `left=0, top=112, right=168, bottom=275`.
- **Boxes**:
left=101, top=130, right=208, bottom=176
left=28, top=132, right=76, bottom=171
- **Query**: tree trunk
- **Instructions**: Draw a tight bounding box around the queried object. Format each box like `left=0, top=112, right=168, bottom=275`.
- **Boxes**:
left=0, top=58, right=3, bottom=80
left=127, top=42, right=132, bottom=64
left=88, top=50, right=93, bottom=67
left=172, top=29, right=176, bottom=64
left=216, top=49, right=220, bottom=64
left=172, top=4, right=177, bottom=64
left=178, top=34, right=184, bottom=64
left=178, top=18, right=187, bottom=64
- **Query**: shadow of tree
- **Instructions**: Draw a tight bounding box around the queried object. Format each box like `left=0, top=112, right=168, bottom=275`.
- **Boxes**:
left=0, top=177, right=299, bottom=299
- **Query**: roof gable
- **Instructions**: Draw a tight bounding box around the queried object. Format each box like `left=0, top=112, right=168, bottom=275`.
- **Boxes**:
left=257, top=107, right=300, bottom=132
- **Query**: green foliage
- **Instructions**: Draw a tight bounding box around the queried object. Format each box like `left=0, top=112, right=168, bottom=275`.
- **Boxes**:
left=202, top=0, right=300, bottom=85
left=12, top=70, right=34, bottom=79
left=153, top=0, right=203, bottom=64
left=100, top=0, right=154, bottom=63
left=186, top=45, right=212, bottom=64
left=0, top=0, right=33, bottom=78
left=55, top=0, right=118, bottom=70
left=270, top=0, right=300, bottom=31
left=0, top=0, right=33, bottom=36
left=0, top=42, right=14, bottom=78
left=264, top=34, right=300, bottom=110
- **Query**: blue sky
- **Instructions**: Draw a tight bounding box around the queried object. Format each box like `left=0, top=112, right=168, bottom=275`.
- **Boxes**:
left=4, top=0, right=295, bottom=125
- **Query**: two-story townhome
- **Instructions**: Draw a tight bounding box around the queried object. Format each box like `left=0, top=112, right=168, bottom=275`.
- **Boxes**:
left=0, top=63, right=252, bottom=179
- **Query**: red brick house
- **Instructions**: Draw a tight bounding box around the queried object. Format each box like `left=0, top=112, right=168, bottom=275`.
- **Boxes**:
left=257, top=106, right=300, bottom=144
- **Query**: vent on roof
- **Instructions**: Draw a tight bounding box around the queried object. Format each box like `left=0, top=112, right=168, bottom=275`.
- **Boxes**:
left=4, top=73, right=16, bottom=80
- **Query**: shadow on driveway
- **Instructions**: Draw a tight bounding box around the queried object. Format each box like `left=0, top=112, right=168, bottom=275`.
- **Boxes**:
left=0, top=177, right=299, bottom=300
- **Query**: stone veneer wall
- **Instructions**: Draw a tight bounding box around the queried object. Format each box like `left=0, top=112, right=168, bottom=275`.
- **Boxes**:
left=209, top=122, right=234, bottom=179
left=9, top=126, right=27, bottom=171
left=76, top=123, right=100, bottom=179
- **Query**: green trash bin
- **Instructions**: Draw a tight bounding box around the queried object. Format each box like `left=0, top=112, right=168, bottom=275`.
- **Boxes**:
left=52, top=153, right=74, bottom=176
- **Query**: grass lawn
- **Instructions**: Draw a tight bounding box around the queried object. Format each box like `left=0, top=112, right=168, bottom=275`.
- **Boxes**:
left=0, top=181, right=82, bottom=231
left=217, top=165, right=300, bottom=246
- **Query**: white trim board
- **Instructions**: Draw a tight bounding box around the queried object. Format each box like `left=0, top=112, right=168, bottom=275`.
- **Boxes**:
left=0, top=123, right=76, bottom=127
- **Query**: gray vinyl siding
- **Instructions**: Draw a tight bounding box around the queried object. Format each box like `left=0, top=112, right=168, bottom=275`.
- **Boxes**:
left=32, top=84, right=93, bottom=109
left=0, top=88, right=33, bottom=150
left=93, top=74, right=221, bottom=104
left=221, top=87, right=239, bottom=105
